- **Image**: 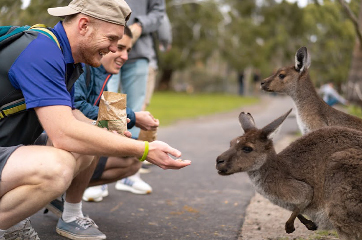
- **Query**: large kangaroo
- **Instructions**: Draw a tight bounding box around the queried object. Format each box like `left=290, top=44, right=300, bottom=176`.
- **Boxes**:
left=261, top=47, right=362, bottom=134
left=216, top=110, right=362, bottom=240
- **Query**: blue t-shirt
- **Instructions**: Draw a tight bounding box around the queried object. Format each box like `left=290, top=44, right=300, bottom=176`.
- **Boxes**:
left=8, top=22, right=74, bottom=109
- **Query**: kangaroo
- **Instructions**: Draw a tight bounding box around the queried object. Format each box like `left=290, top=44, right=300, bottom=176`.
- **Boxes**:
left=216, top=109, right=362, bottom=240
left=261, top=47, right=362, bottom=135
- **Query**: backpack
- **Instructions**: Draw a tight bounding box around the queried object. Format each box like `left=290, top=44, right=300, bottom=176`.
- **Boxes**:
left=0, top=24, right=60, bottom=50
left=0, top=24, right=61, bottom=121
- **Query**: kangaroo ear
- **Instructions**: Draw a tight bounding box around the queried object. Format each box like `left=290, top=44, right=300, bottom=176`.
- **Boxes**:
left=261, top=109, right=292, bottom=138
left=295, top=47, right=311, bottom=73
left=239, top=112, right=256, bottom=133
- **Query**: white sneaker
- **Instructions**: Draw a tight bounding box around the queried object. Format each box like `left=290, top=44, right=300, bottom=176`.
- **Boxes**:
left=82, top=185, right=109, bottom=202
left=115, top=175, right=152, bottom=194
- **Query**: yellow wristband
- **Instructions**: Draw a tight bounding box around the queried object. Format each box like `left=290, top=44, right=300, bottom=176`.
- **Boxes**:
left=139, top=141, right=149, bottom=162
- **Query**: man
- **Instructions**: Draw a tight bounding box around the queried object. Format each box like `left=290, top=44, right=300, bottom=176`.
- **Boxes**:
left=0, top=1, right=191, bottom=240
left=74, top=25, right=155, bottom=201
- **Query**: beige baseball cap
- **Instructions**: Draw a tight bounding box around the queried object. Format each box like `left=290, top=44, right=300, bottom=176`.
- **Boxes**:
left=48, top=0, right=131, bottom=26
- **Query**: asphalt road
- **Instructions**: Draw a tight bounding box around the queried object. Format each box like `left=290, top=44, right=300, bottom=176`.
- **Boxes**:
left=31, top=95, right=299, bottom=240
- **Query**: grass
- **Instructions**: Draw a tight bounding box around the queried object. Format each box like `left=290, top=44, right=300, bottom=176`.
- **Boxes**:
left=348, top=104, right=362, bottom=118
left=146, top=92, right=259, bottom=126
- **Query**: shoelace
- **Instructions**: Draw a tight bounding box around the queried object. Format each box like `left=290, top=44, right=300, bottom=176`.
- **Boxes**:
left=4, top=220, right=40, bottom=240
left=22, top=226, right=40, bottom=240
left=75, top=217, right=98, bottom=229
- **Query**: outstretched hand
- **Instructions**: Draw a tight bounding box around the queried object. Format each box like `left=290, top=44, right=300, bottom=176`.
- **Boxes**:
left=146, top=141, right=191, bottom=170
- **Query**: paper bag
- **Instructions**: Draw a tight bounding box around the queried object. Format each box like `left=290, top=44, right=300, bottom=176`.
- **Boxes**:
left=138, top=129, right=157, bottom=142
left=97, top=91, right=127, bottom=136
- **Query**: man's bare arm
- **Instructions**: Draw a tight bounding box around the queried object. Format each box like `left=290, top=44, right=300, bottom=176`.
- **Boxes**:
left=35, top=105, right=191, bottom=169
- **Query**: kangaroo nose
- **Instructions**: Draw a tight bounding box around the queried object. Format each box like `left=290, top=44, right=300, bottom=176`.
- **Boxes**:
left=216, top=156, right=224, bottom=165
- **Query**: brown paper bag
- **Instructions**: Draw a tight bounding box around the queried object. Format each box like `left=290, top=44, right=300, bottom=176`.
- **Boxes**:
left=138, top=129, right=157, bottom=142
left=96, top=91, right=127, bottom=136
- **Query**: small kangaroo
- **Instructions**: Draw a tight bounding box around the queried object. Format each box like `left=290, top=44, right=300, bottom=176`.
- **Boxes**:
left=216, top=109, right=362, bottom=240
left=261, top=47, right=362, bottom=135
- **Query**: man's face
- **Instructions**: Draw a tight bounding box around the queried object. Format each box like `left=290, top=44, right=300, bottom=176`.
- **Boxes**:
left=79, top=20, right=124, bottom=67
left=101, top=34, right=132, bottom=74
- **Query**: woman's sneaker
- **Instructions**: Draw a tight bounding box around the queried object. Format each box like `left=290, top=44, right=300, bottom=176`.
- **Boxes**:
left=82, top=185, right=109, bottom=202
left=115, top=175, right=152, bottom=194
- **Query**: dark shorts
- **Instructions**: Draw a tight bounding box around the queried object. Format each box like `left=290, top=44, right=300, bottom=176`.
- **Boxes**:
left=91, top=156, right=108, bottom=180
left=0, top=145, right=22, bottom=181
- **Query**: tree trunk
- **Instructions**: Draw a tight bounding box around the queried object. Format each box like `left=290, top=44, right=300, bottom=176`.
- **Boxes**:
left=157, top=69, right=174, bottom=91
left=346, top=1, right=362, bottom=107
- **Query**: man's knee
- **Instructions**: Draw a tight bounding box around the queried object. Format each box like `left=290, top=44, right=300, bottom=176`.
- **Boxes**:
left=76, top=155, right=97, bottom=173
left=38, top=149, right=76, bottom=193
left=128, top=157, right=142, bottom=176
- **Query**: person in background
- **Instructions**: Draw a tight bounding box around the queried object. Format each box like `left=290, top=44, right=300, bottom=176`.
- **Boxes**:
left=238, top=72, right=244, bottom=96
left=0, top=0, right=191, bottom=240
left=319, top=82, right=348, bottom=106
left=143, top=13, right=173, bottom=111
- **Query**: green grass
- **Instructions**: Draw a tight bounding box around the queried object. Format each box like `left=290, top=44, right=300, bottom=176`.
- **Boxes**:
left=348, top=104, right=362, bottom=118
left=146, top=92, right=259, bottom=126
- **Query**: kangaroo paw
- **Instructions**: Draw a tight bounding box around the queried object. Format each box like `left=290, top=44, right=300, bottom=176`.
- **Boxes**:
left=304, top=220, right=318, bottom=231
left=285, top=222, right=295, bottom=234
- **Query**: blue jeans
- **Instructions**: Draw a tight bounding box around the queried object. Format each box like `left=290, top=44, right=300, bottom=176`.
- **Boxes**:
left=107, top=59, right=149, bottom=139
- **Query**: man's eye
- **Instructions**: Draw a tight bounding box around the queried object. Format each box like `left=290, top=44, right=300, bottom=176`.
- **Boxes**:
left=242, top=146, right=253, bottom=153
left=279, top=74, right=285, bottom=79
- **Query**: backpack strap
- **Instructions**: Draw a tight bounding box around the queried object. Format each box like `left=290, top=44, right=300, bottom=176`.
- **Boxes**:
left=29, top=24, right=61, bottom=49
left=0, top=24, right=61, bottom=121
left=0, top=98, right=26, bottom=120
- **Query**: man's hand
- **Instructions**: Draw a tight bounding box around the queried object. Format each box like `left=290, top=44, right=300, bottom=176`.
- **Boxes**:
left=145, top=141, right=191, bottom=170
left=135, top=111, right=159, bottom=131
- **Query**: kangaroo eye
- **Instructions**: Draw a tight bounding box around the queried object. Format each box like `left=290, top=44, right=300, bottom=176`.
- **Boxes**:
left=278, top=74, right=285, bottom=79
left=242, top=146, right=253, bottom=153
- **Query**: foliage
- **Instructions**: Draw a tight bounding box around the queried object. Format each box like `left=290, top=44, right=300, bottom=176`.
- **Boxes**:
left=0, top=0, right=23, bottom=25
left=304, top=0, right=356, bottom=87
left=147, top=92, right=259, bottom=126
left=160, top=0, right=224, bottom=71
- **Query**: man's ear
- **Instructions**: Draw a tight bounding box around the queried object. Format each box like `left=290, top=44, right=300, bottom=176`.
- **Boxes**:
left=78, top=16, right=90, bottom=36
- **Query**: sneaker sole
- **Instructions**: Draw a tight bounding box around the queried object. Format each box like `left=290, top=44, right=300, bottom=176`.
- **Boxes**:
left=56, top=228, right=106, bottom=240
left=115, top=184, right=152, bottom=194
left=82, top=196, right=103, bottom=202
left=138, top=168, right=151, bottom=174
left=45, top=203, right=62, bottom=218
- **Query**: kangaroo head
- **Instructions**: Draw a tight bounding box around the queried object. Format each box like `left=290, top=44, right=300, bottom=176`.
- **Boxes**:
left=261, top=47, right=311, bottom=95
left=216, top=109, right=292, bottom=175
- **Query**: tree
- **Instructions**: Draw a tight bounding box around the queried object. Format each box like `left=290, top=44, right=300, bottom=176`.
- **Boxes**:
left=158, top=0, right=223, bottom=90
left=0, top=0, right=23, bottom=26
left=339, top=0, right=362, bottom=106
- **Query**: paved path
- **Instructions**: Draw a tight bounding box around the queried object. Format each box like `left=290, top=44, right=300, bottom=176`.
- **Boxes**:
left=31, top=95, right=299, bottom=240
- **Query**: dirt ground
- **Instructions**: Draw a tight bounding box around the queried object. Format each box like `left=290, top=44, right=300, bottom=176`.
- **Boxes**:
left=238, top=135, right=340, bottom=240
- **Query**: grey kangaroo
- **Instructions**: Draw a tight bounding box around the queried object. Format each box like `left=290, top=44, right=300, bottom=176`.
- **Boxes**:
left=216, top=109, right=362, bottom=240
left=261, top=47, right=362, bottom=134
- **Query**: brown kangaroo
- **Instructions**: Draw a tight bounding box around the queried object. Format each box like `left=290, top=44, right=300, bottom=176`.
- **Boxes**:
left=261, top=47, right=362, bottom=134
left=216, top=109, right=362, bottom=239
